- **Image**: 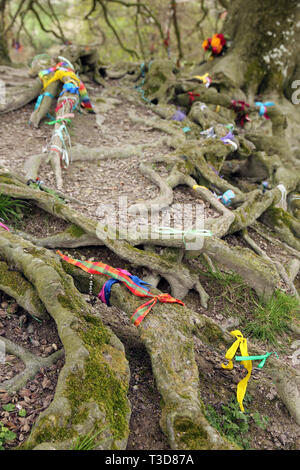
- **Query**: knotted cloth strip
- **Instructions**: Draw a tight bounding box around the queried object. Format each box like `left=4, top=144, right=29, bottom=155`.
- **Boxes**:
left=57, top=252, right=184, bottom=326
left=255, top=101, right=275, bottom=119
left=222, top=330, right=252, bottom=412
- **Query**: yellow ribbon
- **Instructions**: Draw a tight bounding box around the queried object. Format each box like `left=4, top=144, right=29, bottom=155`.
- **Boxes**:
left=222, top=330, right=252, bottom=412
left=193, top=184, right=208, bottom=190
left=41, top=70, right=80, bottom=90
left=193, top=73, right=210, bottom=84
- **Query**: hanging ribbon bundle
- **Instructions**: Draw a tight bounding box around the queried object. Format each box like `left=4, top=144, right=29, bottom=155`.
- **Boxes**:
left=222, top=330, right=278, bottom=412
left=255, top=101, right=275, bottom=120
left=36, top=61, right=95, bottom=113
left=57, top=252, right=184, bottom=327
left=50, top=124, right=72, bottom=169
left=231, top=100, right=251, bottom=128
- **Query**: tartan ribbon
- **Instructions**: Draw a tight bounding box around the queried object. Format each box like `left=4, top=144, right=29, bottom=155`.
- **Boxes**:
left=57, top=251, right=184, bottom=326
left=188, top=91, right=200, bottom=103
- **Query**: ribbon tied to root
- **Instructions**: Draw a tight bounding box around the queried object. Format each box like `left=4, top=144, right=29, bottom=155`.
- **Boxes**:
left=222, top=330, right=252, bottom=412
left=57, top=252, right=184, bottom=327
left=255, top=101, right=275, bottom=119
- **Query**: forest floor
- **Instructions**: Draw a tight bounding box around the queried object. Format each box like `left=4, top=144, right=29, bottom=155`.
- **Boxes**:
left=0, top=74, right=300, bottom=451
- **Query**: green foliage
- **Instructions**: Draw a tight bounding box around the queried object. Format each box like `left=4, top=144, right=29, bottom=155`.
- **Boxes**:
left=0, top=194, right=27, bottom=222
left=2, top=403, right=16, bottom=412
left=205, top=395, right=268, bottom=450
left=0, top=422, right=16, bottom=450
left=71, top=429, right=105, bottom=450
left=244, top=290, right=300, bottom=345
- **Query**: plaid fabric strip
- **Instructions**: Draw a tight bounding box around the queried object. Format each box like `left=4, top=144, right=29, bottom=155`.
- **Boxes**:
left=57, top=251, right=184, bottom=326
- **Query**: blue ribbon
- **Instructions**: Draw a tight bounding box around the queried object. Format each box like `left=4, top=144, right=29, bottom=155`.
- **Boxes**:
left=34, top=91, right=55, bottom=110
left=103, top=274, right=151, bottom=306
left=59, top=83, right=79, bottom=97
left=255, top=101, right=275, bottom=116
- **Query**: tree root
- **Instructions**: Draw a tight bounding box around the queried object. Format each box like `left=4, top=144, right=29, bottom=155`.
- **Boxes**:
left=0, top=260, right=48, bottom=320
left=0, top=230, right=131, bottom=451
left=1, top=337, right=64, bottom=394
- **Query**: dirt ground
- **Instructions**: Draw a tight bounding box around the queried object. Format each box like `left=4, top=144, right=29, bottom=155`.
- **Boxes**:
left=0, top=74, right=300, bottom=451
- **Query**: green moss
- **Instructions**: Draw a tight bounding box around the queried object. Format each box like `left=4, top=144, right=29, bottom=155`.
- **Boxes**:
left=0, top=261, right=28, bottom=296
left=174, top=418, right=211, bottom=450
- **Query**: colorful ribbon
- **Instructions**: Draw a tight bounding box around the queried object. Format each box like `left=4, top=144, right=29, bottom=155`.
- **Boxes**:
left=171, top=110, right=186, bottom=121
left=0, top=222, right=9, bottom=231
left=220, top=131, right=238, bottom=150
left=57, top=252, right=185, bottom=326
left=38, top=61, right=94, bottom=113
left=231, top=100, right=250, bottom=128
left=255, top=101, right=275, bottom=119
left=193, top=73, right=212, bottom=88
left=188, top=91, right=200, bottom=103
left=222, top=330, right=252, bottom=413
left=99, top=269, right=151, bottom=306
left=235, top=352, right=278, bottom=369
left=34, top=91, right=55, bottom=111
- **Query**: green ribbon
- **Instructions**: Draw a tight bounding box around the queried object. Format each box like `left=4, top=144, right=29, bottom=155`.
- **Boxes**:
left=235, top=352, right=278, bottom=369
left=46, top=118, right=72, bottom=125
left=154, top=227, right=213, bottom=247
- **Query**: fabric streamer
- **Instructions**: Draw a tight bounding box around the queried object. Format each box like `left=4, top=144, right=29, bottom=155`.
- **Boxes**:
left=34, top=91, right=55, bottom=111
left=255, top=101, right=275, bottom=119
left=220, top=131, right=238, bottom=150
left=0, top=221, right=9, bottom=231
left=200, top=127, right=216, bottom=138
left=193, top=73, right=212, bottom=88
left=276, top=184, right=287, bottom=210
left=231, top=100, right=250, bottom=128
left=222, top=330, right=252, bottom=412
left=182, top=127, right=191, bottom=133
left=235, top=351, right=278, bottom=369
left=171, top=109, right=186, bottom=121
left=99, top=269, right=151, bottom=306
left=57, top=251, right=185, bottom=326
left=188, top=91, right=200, bottom=104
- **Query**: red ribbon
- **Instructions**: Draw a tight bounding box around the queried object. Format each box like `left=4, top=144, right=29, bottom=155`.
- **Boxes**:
left=188, top=91, right=200, bottom=104
left=231, top=100, right=251, bottom=128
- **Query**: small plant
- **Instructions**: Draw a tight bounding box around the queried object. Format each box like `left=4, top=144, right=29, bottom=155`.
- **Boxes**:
left=0, top=194, right=27, bottom=222
left=0, top=422, right=16, bottom=450
left=205, top=394, right=269, bottom=449
left=244, top=290, right=300, bottom=345
left=71, top=429, right=104, bottom=451
left=206, top=397, right=251, bottom=449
